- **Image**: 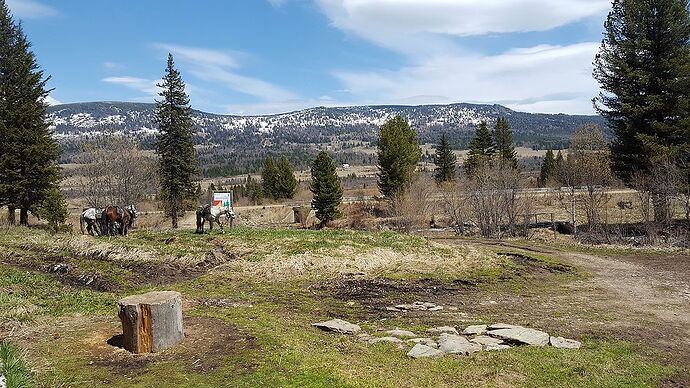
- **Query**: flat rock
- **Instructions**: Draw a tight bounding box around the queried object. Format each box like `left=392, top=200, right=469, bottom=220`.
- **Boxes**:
left=463, top=324, right=488, bottom=335
left=487, top=327, right=550, bottom=346
left=386, top=329, right=417, bottom=338
left=369, top=336, right=404, bottom=344
left=407, top=343, right=444, bottom=358
left=408, top=338, right=438, bottom=348
left=470, top=335, right=503, bottom=346
left=312, top=319, right=361, bottom=335
left=0, top=374, right=5, bottom=388
left=550, top=336, right=582, bottom=349
left=485, top=343, right=511, bottom=351
left=487, top=323, right=522, bottom=330
left=439, top=334, right=481, bottom=355
left=357, top=333, right=374, bottom=342
left=427, top=326, right=459, bottom=335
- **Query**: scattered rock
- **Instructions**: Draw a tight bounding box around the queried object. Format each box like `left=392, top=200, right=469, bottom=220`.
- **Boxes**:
left=393, top=301, right=443, bottom=311
left=0, top=374, right=5, bottom=388
left=357, top=333, right=374, bottom=342
left=48, top=263, right=70, bottom=274
left=549, top=336, right=582, bottom=349
left=386, top=329, right=417, bottom=338
left=427, top=326, right=459, bottom=335
left=438, top=333, right=481, bottom=355
left=487, top=323, right=521, bottom=330
left=487, top=327, right=550, bottom=346
left=485, top=343, right=511, bottom=351
left=462, top=324, right=487, bottom=336
left=470, top=335, right=503, bottom=346
left=369, top=336, right=404, bottom=344
left=408, top=338, right=438, bottom=348
left=407, top=344, right=444, bottom=358
left=312, top=319, right=361, bottom=334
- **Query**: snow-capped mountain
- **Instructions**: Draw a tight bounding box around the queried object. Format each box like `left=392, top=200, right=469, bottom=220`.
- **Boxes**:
left=47, top=101, right=605, bottom=147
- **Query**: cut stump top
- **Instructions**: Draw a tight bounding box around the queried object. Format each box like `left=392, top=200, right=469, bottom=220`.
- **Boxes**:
left=118, top=291, right=181, bottom=306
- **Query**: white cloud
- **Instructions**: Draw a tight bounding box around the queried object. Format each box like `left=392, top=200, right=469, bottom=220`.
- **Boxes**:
left=268, top=0, right=288, bottom=7
left=313, top=0, right=607, bottom=114
left=153, top=43, right=297, bottom=102
left=6, top=0, right=57, bottom=19
left=335, top=42, right=601, bottom=114
left=102, top=76, right=161, bottom=97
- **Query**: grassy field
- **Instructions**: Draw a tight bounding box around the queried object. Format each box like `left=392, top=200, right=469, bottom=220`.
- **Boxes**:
left=0, top=226, right=682, bottom=387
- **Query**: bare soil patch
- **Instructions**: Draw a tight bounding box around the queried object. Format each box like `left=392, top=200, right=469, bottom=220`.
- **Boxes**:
left=90, top=316, right=256, bottom=379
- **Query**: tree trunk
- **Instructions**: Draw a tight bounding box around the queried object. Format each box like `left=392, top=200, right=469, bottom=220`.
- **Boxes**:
left=653, top=193, right=671, bottom=226
left=171, top=208, right=178, bottom=229
left=7, top=208, right=16, bottom=225
left=19, top=208, right=29, bottom=226
left=118, top=291, right=184, bottom=354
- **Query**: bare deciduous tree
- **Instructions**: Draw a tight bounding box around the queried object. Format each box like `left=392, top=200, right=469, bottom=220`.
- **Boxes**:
left=73, top=136, right=158, bottom=208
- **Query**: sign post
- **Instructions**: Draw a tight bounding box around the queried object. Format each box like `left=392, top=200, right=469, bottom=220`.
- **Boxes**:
left=212, top=191, right=233, bottom=211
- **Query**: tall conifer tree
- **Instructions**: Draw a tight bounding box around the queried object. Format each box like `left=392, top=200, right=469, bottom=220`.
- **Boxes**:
left=377, top=116, right=421, bottom=199
left=310, top=151, right=343, bottom=225
left=0, top=1, right=60, bottom=226
left=464, top=121, right=495, bottom=177
left=539, top=149, right=557, bottom=187
left=434, top=133, right=456, bottom=183
left=275, top=155, right=297, bottom=199
left=155, top=54, right=198, bottom=229
left=261, top=156, right=278, bottom=200
left=593, top=0, right=690, bottom=216
left=493, top=117, right=518, bottom=168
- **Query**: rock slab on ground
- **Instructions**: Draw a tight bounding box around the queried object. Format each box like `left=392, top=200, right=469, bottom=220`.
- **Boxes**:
left=427, top=326, right=458, bottom=335
left=438, top=334, right=482, bottom=355
left=470, top=335, right=503, bottom=346
left=312, top=319, right=361, bottom=335
left=487, top=327, right=550, bottom=346
left=462, top=324, right=487, bottom=335
left=408, top=338, right=438, bottom=348
left=549, top=336, right=582, bottom=349
left=407, top=344, right=444, bottom=358
left=386, top=329, right=417, bottom=338
left=369, top=336, right=404, bottom=344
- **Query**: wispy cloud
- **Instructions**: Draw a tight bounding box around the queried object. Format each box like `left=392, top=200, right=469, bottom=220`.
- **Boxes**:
left=313, top=0, right=607, bottom=114
left=102, top=76, right=161, bottom=97
left=267, top=0, right=288, bottom=7
left=153, top=43, right=298, bottom=102
left=43, top=95, right=62, bottom=106
left=103, top=62, right=125, bottom=71
left=6, top=0, right=58, bottom=19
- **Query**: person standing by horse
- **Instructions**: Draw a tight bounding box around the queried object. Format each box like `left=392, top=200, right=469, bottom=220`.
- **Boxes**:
left=195, top=204, right=235, bottom=234
left=80, top=207, right=102, bottom=236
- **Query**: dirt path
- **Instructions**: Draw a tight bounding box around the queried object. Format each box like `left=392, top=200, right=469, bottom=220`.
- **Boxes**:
left=448, top=239, right=690, bottom=334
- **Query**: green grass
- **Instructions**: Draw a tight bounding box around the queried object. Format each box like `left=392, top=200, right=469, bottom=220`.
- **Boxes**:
left=0, top=341, right=33, bottom=388
left=0, top=226, right=682, bottom=387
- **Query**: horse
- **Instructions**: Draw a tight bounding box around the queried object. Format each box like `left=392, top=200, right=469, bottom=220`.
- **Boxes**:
left=79, top=207, right=102, bottom=236
left=101, top=205, right=137, bottom=236
left=196, top=204, right=235, bottom=234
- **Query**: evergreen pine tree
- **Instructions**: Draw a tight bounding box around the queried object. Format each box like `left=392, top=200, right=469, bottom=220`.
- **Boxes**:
left=377, top=116, right=421, bottom=199
left=433, top=133, right=457, bottom=183
left=493, top=117, right=518, bottom=168
left=275, top=155, right=298, bottom=199
left=245, top=174, right=263, bottom=205
left=310, top=151, right=343, bottom=225
left=593, top=0, right=690, bottom=185
left=155, top=54, right=198, bottom=229
left=539, top=149, right=557, bottom=187
left=261, top=157, right=278, bottom=200
left=464, top=121, right=495, bottom=177
left=0, top=1, right=60, bottom=226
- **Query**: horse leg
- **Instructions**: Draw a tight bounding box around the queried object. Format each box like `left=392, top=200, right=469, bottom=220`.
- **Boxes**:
left=196, top=213, right=203, bottom=234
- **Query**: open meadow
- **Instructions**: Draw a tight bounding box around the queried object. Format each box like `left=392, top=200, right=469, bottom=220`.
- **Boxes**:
left=1, top=220, right=689, bottom=387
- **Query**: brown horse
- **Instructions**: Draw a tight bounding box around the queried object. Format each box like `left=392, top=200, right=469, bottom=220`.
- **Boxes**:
left=101, top=205, right=136, bottom=236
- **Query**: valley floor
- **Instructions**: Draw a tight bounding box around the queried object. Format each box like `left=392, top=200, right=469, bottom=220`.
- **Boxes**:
left=0, top=226, right=688, bottom=387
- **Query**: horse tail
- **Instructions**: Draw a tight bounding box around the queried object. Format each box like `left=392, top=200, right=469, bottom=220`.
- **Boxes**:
left=80, top=213, right=86, bottom=235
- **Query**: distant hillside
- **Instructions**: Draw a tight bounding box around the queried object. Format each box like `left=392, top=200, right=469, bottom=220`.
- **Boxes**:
left=49, top=101, right=606, bottom=175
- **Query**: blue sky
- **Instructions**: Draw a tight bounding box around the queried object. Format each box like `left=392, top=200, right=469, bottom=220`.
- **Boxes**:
left=7, top=0, right=611, bottom=115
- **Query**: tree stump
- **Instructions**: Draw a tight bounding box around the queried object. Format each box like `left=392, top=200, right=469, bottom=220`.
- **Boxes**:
left=117, top=291, right=184, bottom=354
